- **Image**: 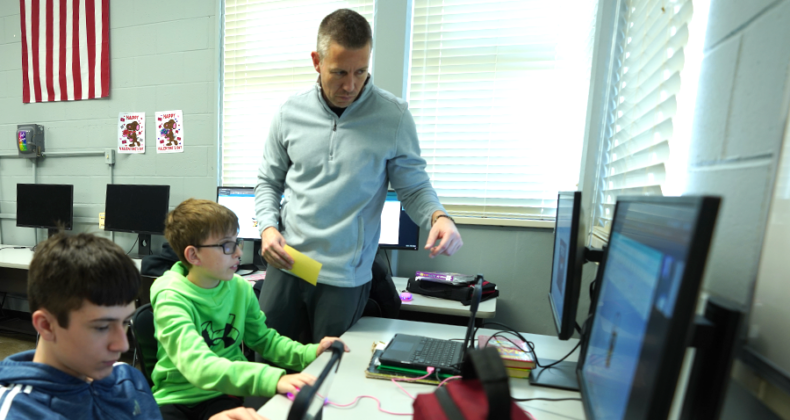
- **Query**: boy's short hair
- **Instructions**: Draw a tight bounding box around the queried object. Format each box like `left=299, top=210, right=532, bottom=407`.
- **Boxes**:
left=27, top=233, right=140, bottom=328
left=165, top=198, right=240, bottom=267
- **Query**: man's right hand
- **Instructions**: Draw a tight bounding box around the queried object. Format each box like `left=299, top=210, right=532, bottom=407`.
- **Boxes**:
left=261, top=227, right=294, bottom=270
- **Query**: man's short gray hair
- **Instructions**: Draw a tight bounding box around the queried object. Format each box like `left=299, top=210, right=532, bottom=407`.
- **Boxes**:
left=316, top=9, right=372, bottom=60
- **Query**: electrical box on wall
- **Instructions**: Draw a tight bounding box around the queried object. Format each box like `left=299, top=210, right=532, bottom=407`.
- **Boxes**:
left=17, top=124, right=45, bottom=158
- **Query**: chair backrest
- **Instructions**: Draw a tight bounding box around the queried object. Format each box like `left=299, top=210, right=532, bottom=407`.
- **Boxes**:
left=130, top=303, right=157, bottom=387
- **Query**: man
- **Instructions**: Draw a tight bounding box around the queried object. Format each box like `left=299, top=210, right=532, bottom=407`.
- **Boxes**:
left=255, top=8, right=463, bottom=343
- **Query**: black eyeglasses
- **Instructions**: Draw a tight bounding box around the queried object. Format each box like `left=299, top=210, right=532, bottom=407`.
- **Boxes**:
left=194, top=238, right=243, bottom=255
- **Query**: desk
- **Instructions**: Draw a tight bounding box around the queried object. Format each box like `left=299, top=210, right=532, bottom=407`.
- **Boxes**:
left=392, top=276, right=496, bottom=319
left=258, top=317, right=584, bottom=420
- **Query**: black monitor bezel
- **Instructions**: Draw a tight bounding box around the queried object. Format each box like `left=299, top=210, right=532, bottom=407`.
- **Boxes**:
left=576, top=195, right=720, bottom=420
left=547, top=191, right=586, bottom=340
left=104, top=184, right=170, bottom=235
left=16, top=183, right=74, bottom=231
left=216, top=186, right=260, bottom=241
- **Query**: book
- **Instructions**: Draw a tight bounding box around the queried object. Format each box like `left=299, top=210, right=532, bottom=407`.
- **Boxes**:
left=477, top=334, right=536, bottom=369
left=415, top=271, right=476, bottom=284
left=366, top=349, right=450, bottom=384
left=505, top=366, right=532, bottom=379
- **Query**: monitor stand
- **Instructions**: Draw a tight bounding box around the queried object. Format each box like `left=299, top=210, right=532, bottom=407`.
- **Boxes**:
left=251, top=240, right=267, bottom=271
left=237, top=240, right=267, bottom=273
left=128, top=234, right=152, bottom=259
left=529, top=360, right=579, bottom=391
left=680, top=297, right=742, bottom=420
left=47, top=229, right=58, bottom=238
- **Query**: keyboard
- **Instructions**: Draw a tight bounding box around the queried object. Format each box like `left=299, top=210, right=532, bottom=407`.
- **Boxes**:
left=410, top=337, right=463, bottom=368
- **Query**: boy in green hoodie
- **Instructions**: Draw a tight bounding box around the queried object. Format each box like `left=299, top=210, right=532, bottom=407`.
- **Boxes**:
left=150, top=198, right=347, bottom=420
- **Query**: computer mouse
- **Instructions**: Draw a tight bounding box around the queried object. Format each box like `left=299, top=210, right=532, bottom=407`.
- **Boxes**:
left=286, top=386, right=300, bottom=401
left=400, top=292, right=413, bottom=302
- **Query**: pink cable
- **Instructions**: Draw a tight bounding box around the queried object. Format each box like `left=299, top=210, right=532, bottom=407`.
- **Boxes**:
left=389, top=368, right=436, bottom=400
left=326, top=395, right=412, bottom=416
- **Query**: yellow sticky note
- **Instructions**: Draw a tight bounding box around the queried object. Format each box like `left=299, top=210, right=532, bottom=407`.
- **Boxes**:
left=283, top=245, right=322, bottom=286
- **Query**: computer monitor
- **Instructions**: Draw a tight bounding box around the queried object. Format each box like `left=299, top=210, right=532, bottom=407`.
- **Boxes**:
left=104, top=184, right=170, bottom=257
left=549, top=191, right=586, bottom=340
left=217, top=186, right=269, bottom=271
left=379, top=191, right=420, bottom=250
left=216, top=187, right=259, bottom=240
left=16, top=184, right=73, bottom=237
left=529, top=191, right=602, bottom=391
left=577, top=195, right=721, bottom=420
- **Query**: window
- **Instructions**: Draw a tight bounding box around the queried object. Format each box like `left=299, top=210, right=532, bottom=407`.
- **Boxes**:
left=221, top=0, right=374, bottom=187
left=591, top=0, right=695, bottom=241
left=408, top=0, right=598, bottom=222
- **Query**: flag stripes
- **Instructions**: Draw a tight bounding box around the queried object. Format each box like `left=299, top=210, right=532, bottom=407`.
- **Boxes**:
left=19, top=0, right=109, bottom=103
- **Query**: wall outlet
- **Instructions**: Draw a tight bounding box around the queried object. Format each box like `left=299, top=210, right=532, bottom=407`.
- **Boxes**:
left=99, top=212, right=105, bottom=229
left=104, top=148, right=115, bottom=165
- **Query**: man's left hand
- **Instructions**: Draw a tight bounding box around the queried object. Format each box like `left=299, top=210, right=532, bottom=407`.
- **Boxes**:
left=425, top=214, right=463, bottom=258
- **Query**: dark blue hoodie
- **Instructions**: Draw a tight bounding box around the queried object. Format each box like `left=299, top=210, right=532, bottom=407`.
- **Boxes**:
left=0, top=350, right=161, bottom=420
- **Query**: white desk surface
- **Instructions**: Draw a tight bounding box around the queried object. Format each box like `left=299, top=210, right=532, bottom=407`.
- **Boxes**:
left=258, top=317, right=584, bottom=420
left=0, top=245, right=142, bottom=270
left=0, top=247, right=35, bottom=269
left=392, top=276, right=497, bottom=319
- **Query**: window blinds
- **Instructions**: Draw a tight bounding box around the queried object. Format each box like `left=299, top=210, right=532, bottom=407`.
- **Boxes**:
left=222, top=0, right=374, bottom=187
left=592, top=0, right=693, bottom=239
left=408, top=0, right=598, bottom=221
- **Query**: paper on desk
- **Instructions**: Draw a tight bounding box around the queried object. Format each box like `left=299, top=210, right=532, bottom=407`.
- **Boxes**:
left=283, top=245, right=322, bottom=286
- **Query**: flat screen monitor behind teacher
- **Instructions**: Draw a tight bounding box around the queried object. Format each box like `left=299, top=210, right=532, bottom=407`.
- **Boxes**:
left=378, top=191, right=420, bottom=250
left=217, top=188, right=420, bottom=249
left=577, top=195, right=720, bottom=420
left=16, top=184, right=74, bottom=236
left=104, top=184, right=170, bottom=258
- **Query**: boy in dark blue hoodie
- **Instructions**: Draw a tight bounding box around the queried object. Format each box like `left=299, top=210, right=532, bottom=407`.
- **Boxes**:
left=0, top=233, right=269, bottom=420
left=0, top=233, right=161, bottom=419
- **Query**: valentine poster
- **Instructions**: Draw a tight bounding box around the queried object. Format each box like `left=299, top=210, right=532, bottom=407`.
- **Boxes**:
left=117, top=112, right=145, bottom=154
left=156, top=110, right=184, bottom=153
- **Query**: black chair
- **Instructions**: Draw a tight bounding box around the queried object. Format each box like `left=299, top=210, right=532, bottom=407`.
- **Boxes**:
left=130, top=303, right=157, bottom=387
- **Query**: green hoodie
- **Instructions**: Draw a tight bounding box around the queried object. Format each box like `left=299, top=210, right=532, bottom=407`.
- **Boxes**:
left=150, top=262, right=319, bottom=406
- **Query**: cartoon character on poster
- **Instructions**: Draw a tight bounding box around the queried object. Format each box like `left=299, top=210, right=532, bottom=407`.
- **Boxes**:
left=117, top=112, right=145, bottom=154
left=155, top=110, right=185, bottom=153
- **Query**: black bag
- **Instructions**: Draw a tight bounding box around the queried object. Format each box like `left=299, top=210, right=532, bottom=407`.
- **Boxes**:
left=368, top=251, right=402, bottom=318
left=407, top=277, right=499, bottom=306
left=140, top=242, right=179, bottom=277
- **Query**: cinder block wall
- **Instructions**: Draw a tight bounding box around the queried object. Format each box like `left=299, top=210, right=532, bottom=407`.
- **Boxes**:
left=686, top=0, right=790, bottom=309
left=0, top=1, right=220, bottom=249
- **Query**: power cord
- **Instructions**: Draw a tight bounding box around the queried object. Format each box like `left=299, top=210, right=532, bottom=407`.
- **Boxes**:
left=476, top=321, right=581, bottom=369
left=126, top=236, right=139, bottom=255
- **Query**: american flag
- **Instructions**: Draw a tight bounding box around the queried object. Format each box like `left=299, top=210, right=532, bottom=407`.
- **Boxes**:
left=18, top=0, right=109, bottom=103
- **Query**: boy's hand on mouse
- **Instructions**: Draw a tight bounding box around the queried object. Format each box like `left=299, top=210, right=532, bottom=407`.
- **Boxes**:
left=276, top=373, right=316, bottom=395
left=316, top=337, right=349, bottom=356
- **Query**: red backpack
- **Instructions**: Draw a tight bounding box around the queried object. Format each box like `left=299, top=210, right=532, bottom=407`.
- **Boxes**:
left=413, top=347, right=531, bottom=420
